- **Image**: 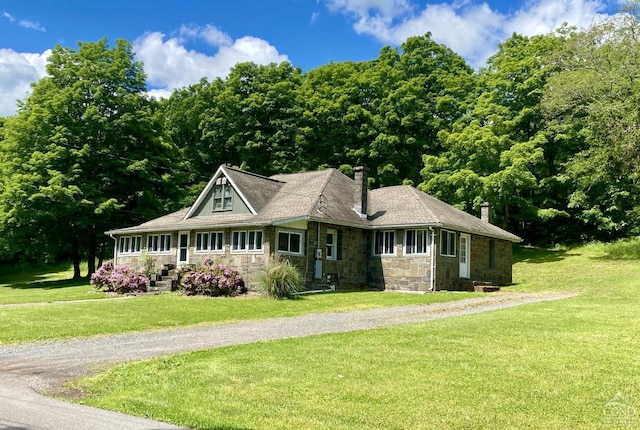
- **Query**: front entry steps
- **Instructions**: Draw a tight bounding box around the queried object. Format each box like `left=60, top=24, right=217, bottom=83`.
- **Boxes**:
left=458, top=279, right=501, bottom=293
left=148, top=264, right=179, bottom=292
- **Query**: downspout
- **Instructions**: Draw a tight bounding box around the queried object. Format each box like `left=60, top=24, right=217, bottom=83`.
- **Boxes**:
left=109, top=234, right=117, bottom=266
left=429, top=227, right=436, bottom=292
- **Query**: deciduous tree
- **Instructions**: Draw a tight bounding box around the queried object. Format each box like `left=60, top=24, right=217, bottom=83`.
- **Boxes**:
left=0, top=39, right=179, bottom=276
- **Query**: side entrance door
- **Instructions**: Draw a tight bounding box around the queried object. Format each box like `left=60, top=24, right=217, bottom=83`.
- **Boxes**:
left=459, top=233, right=470, bottom=278
left=177, top=231, right=190, bottom=266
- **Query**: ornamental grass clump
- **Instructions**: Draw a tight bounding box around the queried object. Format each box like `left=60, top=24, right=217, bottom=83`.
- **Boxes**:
left=258, top=253, right=305, bottom=299
left=177, top=257, right=247, bottom=297
left=90, top=261, right=148, bottom=294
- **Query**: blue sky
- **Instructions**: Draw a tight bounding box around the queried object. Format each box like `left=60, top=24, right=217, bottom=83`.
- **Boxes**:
left=0, top=0, right=621, bottom=116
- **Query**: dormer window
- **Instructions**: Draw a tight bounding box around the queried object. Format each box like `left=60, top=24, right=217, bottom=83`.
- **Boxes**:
left=213, top=176, right=233, bottom=211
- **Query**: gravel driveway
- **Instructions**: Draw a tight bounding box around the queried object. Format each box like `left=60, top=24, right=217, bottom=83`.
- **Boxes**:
left=0, top=292, right=574, bottom=430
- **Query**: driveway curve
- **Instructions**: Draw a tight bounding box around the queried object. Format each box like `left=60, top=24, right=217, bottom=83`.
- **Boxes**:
left=0, top=292, right=574, bottom=430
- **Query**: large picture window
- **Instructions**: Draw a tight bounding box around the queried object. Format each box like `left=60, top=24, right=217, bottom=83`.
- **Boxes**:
left=373, top=230, right=396, bottom=255
left=231, top=230, right=263, bottom=252
left=147, top=234, right=171, bottom=253
left=405, top=229, right=430, bottom=255
left=277, top=229, right=304, bottom=255
left=440, top=230, right=456, bottom=257
left=118, top=236, right=141, bottom=254
left=195, top=231, right=224, bottom=253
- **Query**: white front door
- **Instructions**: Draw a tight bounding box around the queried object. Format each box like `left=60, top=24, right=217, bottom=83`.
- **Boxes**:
left=459, top=233, right=470, bottom=278
left=177, top=231, right=190, bottom=266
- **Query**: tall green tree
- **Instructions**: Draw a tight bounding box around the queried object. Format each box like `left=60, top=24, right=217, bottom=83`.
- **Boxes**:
left=299, top=34, right=474, bottom=187
left=0, top=39, right=179, bottom=276
left=197, top=62, right=304, bottom=177
left=420, top=33, right=564, bottom=241
left=543, top=11, right=640, bottom=240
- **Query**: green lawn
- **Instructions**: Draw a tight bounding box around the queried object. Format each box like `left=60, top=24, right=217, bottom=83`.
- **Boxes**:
left=0, top=262, right=108, bottom=304
left=0, top=281, right=479, bottom=344
left=65, top=241, right=640, bottom=429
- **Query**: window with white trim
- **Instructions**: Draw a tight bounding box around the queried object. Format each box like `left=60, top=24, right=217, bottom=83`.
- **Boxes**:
left=231, top=230, right=263, bottom=252
left=405, top=229, right=430, bottom=255
left=118, top=236, right=141, bottom=254
left=195, top=231, right=224, bottom=253
left=213, top=177, right=233, bottom=211
left=277, top=229, right=305, bottom=255
left=326, top=228, right=338, bottom=260
left=440, top=230, right=456, bottom=257
left=373, top=230, right=396, bottom=255
left=147, top=234, right=171, bottom=253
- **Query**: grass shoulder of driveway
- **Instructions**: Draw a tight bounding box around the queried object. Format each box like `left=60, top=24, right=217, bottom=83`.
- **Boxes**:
left=65, top=239, right=640, bottom=429
left=0, top=288, right=480, bottom=345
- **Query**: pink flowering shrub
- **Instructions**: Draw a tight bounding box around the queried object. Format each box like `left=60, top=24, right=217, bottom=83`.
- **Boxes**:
left=90, top=261, right=148, bottom=294
left=177, top=256, right=247, bottom=297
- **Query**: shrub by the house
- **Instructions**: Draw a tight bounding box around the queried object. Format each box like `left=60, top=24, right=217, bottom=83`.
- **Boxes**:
left=90, top=261, right=148, bottom=294
left=258, top=253, right=304, bottom=299
left=177, top=256, right=247, bottom=297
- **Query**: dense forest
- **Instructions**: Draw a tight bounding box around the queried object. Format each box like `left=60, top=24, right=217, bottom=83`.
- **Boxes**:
left=1, top=11, right=640, bottom=276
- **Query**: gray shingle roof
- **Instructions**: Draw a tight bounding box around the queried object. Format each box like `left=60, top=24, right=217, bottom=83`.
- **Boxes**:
left=368, top=186, right=521, bottom=242
left=106, top=166, right=521, bottom=242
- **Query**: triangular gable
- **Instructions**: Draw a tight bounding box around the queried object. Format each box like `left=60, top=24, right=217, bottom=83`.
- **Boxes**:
left=183, top=166, right=257, bottom=219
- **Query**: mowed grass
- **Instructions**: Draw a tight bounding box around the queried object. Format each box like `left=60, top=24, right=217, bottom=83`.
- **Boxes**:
left=67, top=240, right=640, bottom=429
left=0, top=262, right=108, bottom=304
left=0, top=285, right=478, bottom=345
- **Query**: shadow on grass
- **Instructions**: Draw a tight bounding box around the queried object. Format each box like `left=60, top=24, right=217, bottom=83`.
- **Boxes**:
left=513, top=245, right=579, bottom=264
left=3, top=277, right=90, bottom=290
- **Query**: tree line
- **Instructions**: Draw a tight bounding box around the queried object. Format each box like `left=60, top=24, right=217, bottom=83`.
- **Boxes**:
left=1, top=10, right=640, bottom=276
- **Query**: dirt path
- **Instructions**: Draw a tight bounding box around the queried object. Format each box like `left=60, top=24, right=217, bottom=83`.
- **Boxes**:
left=0, top=292, right=575, bottom=430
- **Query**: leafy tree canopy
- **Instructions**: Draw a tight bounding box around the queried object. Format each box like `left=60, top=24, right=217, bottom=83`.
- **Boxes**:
left=0, top=38, right=180, bottom=275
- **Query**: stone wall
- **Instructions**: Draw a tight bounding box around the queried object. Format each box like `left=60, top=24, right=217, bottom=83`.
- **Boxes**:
left=434, top=230, right=514, bottom=290
left=112, top=225, right=513, bottom=293
left=366, top=229, right=434, bottom=292
left=287, top=223, right=369, bottom=289
left=112, top=229, right=270, bottom=289
left=469, top=235, right=513, bottom=285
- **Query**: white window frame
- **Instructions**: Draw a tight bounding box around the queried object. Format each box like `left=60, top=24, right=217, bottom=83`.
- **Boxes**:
left=147, top=234, right=172, bottom=254
left=404, top=229, right=430, bottom=255
left=440, top=230, right=456, bottom=257
left=326, top=228, right=338, bottom=261
left=213, top=177, right=233, bottom=211
left=118, top=235, right=142, bottom=255
left=195, top=231, right=224, bottom=253
left=373, top=230, right=396, bottom=256
left=231, top=230, right=263, bottom=253
left=276, top=229, right=305, bottom=256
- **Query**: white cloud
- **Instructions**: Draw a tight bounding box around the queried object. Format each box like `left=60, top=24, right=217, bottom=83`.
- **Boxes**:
left=2, top=11, right=46, bottom=32
left=325, top=0, right=612, bottom=67
left=134, top=25, right=288, bottom=96
left=506, top=0, right=607, bottom=36
left=0, top=25, right=288, bottom=116
left=0, top=49, right=50, bottom=116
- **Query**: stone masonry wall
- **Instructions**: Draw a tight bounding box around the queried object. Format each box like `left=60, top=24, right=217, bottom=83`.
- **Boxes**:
left=288, top=223, right=369, bottom=289
left=469, top=235, right=513, bottom=285
left=366, top=229, right=434, bottom=292
left=434, top=231, right=514, bottom=290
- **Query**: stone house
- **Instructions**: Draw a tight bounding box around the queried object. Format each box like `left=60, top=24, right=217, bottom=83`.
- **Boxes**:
left=106, top=165, right=521, bottom=292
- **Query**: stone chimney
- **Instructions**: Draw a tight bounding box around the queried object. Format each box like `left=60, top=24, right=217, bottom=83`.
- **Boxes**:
left=353, top=166, right=369, bottom=219
left=480, top=202, right=492, bottom=223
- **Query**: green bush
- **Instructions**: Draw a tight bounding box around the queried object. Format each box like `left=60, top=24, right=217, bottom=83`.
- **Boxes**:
left=140, top=252, right=157, bottom=278
left=258, top=254, right=305, bottom=299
